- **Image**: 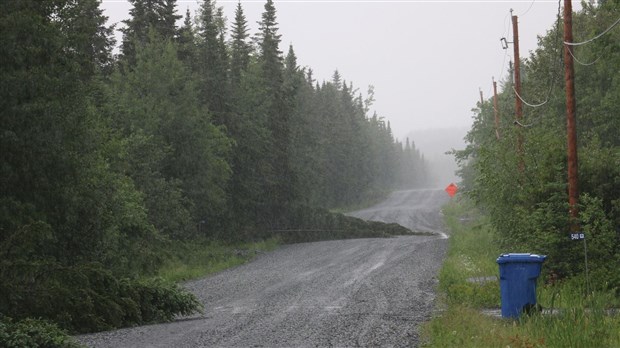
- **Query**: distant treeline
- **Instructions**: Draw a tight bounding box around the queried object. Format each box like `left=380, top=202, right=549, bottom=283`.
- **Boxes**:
left=0, top=0, right=429, bottom=336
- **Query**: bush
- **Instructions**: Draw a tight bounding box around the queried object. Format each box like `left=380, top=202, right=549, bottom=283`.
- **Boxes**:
left=0, top=316, right=81, bottom=348
left=0, top=261, right=202, bottom=334
left=273, top=205, right=418, bottom=243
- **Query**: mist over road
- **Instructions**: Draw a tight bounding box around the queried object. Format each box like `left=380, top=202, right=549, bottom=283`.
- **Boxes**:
left=77, top=189, right=450, bottom=347
left=348, top=189, right=450, bottom=237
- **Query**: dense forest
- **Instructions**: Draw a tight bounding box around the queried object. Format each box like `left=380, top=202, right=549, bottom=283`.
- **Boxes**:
left=0, top=0, right=430, bottom=340
left=455, top=1, right=619, bottom=293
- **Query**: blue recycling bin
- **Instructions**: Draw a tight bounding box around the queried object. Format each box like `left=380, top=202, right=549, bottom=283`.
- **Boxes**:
left=496, top=253, right=547, bottom=318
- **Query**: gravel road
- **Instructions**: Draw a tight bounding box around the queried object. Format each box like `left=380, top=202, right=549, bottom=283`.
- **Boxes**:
left=77, top=188, right=450, bottom=347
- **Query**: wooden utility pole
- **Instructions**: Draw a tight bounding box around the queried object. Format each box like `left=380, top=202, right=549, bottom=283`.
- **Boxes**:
left=563, top=2, right=588, bottom=294
left=479, top=89, right=484, bottom=106
left=512, top=13, right=523, bottom=121
left=563, top=0, right=579, bottom=230
left=493, top=78, right=500, bottom=140
left=512, top=12, right=525, bottom=172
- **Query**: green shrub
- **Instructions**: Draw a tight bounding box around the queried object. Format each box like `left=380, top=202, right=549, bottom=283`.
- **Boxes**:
left=0, top=316, right=81, bottom=348
left=157, top=238, right=279, bottom=282
left=275, top=205, right=419, bottom=243
left=0, top=261, right=202, bottom=334
left=423, top=199, right=620, bottom=348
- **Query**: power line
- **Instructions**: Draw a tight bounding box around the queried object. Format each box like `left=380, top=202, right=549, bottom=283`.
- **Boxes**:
left=498, top=48, right=510, bottom=82
left=564, top=17, right=620, bottom=46
left=512, top=86, right=550, bottom=108
left=519, top=0, right=536, bottom=17
left=502, top=11, right=511, bottom=40
left=567, top=47, right=601, bottom=66
left=514, top=119, right=535, bottom=128
left=508, top=0, right=562, bottom=110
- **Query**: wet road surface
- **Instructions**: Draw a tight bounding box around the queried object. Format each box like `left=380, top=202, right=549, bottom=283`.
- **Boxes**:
left=77, top=189, right=450, bottom=347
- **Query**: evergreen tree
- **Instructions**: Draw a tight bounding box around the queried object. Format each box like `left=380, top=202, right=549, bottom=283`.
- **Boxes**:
left=120, top=0, right=180, bottom=66
left=196, top=0, right=229, bottom=122
left=57, top=0, right=116, bottom=77
left=177, top=7, right=197, bottom=67
left=256, top=0, right=295, bottom=225
left=332, top=70, right=342, bottom=89
left=256, top=0, right=283, bottom=93
left=158, top=0, right=180, bottom=39
left=0, top=0, right=160, bottom=286
left=108, top=33, right=232, bottom=239
left=230, top=1, right=251, bottom=89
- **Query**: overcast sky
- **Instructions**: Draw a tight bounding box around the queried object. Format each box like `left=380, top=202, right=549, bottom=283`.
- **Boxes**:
left=101, top=0, right=578, bottom=140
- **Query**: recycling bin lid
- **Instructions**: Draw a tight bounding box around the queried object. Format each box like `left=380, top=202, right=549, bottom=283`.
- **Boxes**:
left=496, top=253, right=547, bottom=264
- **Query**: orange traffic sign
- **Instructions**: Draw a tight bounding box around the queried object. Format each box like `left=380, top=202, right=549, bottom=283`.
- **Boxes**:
left=445, top=183, right=458, bottom=197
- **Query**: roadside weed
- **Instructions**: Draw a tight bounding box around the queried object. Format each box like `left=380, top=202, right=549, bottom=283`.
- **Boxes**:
left=158, top=238, right=279, bottom=283
left=422, top=198, right=620, bottom=347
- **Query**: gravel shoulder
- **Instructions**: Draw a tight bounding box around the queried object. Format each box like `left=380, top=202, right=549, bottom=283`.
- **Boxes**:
left=77, top=189, right=450, bottom=347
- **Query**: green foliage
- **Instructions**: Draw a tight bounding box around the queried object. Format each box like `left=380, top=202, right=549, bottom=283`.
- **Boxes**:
left=0, top=261, right=202, bottom=334
left=275, top=205, right=420, bottom=244
left=107, top=33, right=232, bottom=239
left=230, top=2, right=251, bottom=88
left=0, top=317, right=81, bottom=348
left=438, top=199, right=501, bottom=309
left=579, top=194, right=620, bottom=293
left=196, top=0, right=230, bottom=121
left=120, top=0, right=181, bottom=66
left=127, top=277, right=203, bottom=325
left=423, top=303, right=620, bottom=348
left=157, top=238, right=279, bottom=282
left=455, top=2, right=620, bottom=291
left=1, top=0, right=431, bottom=339
left=423, top=199, right=620, bottom=348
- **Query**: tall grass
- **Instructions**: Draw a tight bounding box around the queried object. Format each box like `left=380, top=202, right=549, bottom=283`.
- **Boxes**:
left=423, top=198, right=620, bottom=347
left=439, top=200, right=500, bottom=308
left=157, top=238, right=279, bottom=283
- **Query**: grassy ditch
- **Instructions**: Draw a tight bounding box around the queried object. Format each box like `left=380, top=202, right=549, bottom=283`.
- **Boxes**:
left=157, top=238, right=280, bottom=283
left=422, top=198, right=620, bottom=347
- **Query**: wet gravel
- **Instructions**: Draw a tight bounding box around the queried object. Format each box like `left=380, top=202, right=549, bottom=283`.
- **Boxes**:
left=76, top=189, right=450, bottom=347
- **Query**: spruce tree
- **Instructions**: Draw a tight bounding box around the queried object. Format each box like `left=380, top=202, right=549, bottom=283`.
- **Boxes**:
left=196, top=0, right=229, bottom=123
left=120, top=0, right=180, bottom=66
left=256, top=0, right=283, bottom=93
left=0, top=0, right=158, bottom=274
left=158, top=0, right=180, bottom=39
left=230, top=1, right=251, bottom=89
left=108, top=33, right=232, bottom=239
left=177, top=7, right=197, bottom=67
left=256, top=0, right=295, bottom=225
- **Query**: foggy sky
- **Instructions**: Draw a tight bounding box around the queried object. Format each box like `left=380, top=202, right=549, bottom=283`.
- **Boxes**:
left=101, top=0, right=577, bottom=141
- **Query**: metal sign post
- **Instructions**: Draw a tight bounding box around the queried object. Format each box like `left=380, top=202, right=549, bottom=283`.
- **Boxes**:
left=570, top=231, right=591, bottom=294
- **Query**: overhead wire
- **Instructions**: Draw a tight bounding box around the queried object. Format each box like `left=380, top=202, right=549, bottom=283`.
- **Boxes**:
left=514, top=119, right=535, bottom=128
left=497, top=11, right=513, bottom=83
left=486, top=10, right=513, bottom=107
left=563, top=14, right=620, bottom=66
left=510, top=0, right=562, bottom=110
left=519, top=0, right=536, bottom=17
left=567, top=47, right=601, bottom=66
left=499, top=49, right=510, bottom=82
left=564, top=17, right=620, bottom=46
left=512, top=86, right=549, bottom=108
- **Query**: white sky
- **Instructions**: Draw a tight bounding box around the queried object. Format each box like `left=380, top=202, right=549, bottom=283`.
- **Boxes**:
left=101, top=0, right=580, bottom=140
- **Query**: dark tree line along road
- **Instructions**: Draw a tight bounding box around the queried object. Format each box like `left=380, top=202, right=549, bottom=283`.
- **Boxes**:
left=77, top=189, right=450, bottom=347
